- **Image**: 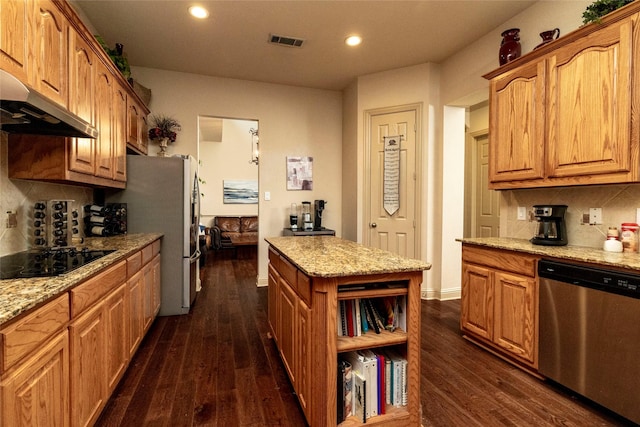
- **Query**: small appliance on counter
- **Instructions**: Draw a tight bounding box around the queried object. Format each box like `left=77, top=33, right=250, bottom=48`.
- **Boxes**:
left=289, top=203, right=298, bottom=230
left=301, top=201, right=313, bottom=231
left=530, top=204, right=568, bottom=246
left=314, top=199, right=327, bottom=230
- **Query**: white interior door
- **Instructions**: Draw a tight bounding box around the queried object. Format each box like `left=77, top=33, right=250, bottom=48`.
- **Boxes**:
left=366, top=108, right=419, bottom=258
left=473, top=131, right=500, bottom=237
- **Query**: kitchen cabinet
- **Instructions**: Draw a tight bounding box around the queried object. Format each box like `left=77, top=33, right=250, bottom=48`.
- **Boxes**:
left=3, top=0, right=149, bottom=189
left=484, top=3, right=640, bottom=189
left=127, top=98, right=150, bottom=155
left=461, top=244, right=538, bottom=369
left=266, top=238, right=426, bottom=427
left=0, top=294, right=70, bottom=426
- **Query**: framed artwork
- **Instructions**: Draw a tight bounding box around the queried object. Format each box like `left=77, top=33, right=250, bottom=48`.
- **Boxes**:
left=223, top=180, right=258, bottom=204
left=286, top=156, right=313, bottom=190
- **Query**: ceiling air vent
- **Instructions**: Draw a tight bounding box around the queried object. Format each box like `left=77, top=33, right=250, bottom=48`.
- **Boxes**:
left=269, top=34, right=305, bottom=48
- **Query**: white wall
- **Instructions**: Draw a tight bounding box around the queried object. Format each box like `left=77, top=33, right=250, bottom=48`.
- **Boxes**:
left=131, top=67, right=343, bottom=285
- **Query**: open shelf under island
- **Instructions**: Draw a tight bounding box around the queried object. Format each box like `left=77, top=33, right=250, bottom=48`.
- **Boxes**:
left=265, top=236, right=430, bottom=427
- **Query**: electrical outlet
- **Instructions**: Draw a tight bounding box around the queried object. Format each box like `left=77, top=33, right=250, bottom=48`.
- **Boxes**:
left=589, top=207, right=603, bottom=225
left=517, top=206, right=526, bottom=221
left=5, top=211, right=16, bottom=228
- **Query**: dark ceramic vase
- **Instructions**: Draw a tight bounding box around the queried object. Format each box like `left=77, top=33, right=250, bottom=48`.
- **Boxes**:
left=499, top=28, right=521, bottom=65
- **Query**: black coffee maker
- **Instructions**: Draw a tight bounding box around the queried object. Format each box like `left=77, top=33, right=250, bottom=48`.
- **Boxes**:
left=314, top=200, right=327, bottom=230
left=530, top=205, right=568, bottom=246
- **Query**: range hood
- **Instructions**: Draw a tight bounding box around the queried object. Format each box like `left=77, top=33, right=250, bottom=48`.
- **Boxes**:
left=0, top=70, right=98, bottom=138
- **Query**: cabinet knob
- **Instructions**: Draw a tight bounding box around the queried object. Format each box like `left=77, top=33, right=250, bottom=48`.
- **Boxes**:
left=370, top=223, right=377, bottom=228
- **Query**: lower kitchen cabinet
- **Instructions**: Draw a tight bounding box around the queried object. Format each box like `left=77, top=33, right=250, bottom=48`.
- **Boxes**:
left=461, top=244, right=539, bottom=369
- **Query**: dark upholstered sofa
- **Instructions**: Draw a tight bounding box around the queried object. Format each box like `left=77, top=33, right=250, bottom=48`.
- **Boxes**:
left=210, top=216, right=258, bottom=250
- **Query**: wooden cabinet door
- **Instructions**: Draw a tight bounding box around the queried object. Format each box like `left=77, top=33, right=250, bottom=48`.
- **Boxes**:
left=94, top=60, right=113, bottom=180
left=278, top=277, right=297, bottom=384
left=488, top=59, right=545, bottom=185
left=142, top=261, right=154, bottom=332
left=1, top=330, right=69, bottom=427
left=31, top=0, right=67, bottom=107
left=460, top=262, right=494, bottom=341
left=546, top=18, right=635, bottom=182
left=113, top=85, right=127, bottom=182
left=297, top=298, right=311, bottom=418
left=105, top=283, right=128, bottom=394
left=268, top=264, right=280, bottom=341
left=68, top=27, right=96, bottom=175
left=493, top=271, right=537, bottom=365
left=128, top=269, right=144, bottom=357
left=70, top=302, right=106, bottom=427
left=127, top=101, right=141, bottom=148
left=151, top=254, right=161, bottom=316
left=0, top=0, right=29, bottom=82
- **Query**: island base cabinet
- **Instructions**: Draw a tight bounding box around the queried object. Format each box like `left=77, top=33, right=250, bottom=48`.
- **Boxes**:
left=1, top=330, right=70, bottom=427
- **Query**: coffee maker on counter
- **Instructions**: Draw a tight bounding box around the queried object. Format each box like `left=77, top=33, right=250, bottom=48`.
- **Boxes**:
left=530, top=205, right=568, bottom=246
left=301, top=201, right=313, bottom=231
left=314, top=200, right=327, bottom=230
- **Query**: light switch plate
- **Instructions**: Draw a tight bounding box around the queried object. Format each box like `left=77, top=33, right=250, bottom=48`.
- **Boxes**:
left=517, top=206, right=526, bottom=221
left=589, top=207, right=602, bottom=225
left=264, top=191, right=271, bottom=201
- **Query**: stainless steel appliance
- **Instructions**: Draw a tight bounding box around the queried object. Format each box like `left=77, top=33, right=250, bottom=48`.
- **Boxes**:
left=106, top=155, right=200, bottom=316
left=530, top=205, right=568, bottom=246
left=539, top=259, right=640, bottom=424
left=302, top=201, right=313, bottom=231
left=0, top=70, right=97, bottom=138
left=0, top=248, right=114, bottom=279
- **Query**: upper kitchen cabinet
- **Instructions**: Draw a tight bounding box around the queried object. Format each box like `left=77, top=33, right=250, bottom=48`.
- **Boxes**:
left=0, top=0, right=29, bottom=82
left=484, top=2, right=640, bottom=189
left=127, top=98, right=149, bottom=155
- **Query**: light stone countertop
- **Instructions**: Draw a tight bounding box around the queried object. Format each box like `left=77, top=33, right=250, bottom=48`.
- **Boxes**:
left=459, top=237, right=640, bottom=272
left=0, top=233, right=162, bottom=326
left=265, top=236, right=431, bottom=277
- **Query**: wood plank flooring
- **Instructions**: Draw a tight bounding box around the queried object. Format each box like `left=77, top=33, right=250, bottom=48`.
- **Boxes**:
left=96, top=250, right=634, bottom=426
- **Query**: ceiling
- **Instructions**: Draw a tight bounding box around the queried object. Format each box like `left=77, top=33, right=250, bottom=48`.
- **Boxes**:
left=72, top=0, right=538, bottom=91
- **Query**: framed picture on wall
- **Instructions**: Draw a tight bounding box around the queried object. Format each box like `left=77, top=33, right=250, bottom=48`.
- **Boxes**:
left=223, top=180, right=258, bottom=204
left=286, top=156, right=313, bottom=190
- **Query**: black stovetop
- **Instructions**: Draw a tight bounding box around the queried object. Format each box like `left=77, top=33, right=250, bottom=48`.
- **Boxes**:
left=0, top=247, right=115, bottom=280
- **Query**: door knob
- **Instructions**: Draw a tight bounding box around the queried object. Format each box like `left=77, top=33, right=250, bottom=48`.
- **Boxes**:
left=371, top=223, right=377, bottom=228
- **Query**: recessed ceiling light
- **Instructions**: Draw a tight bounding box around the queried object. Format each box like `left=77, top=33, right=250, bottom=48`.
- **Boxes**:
left=189, top=5, right=209, bottom=19
left=345, top=35, right=362, bottom=47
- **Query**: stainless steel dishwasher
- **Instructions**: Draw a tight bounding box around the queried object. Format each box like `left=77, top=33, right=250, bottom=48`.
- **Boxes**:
left=538, top=259, right=640, bottom=425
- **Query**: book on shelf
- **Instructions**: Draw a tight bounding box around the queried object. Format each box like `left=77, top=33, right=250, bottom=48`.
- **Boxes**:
left=352, top=370, right=366, bottom=423
left=382, top=349, right=407, bottom=407
left=375, top=352, right=386, bottom=415
left=337, top=359, right=353, bottom=423
left=344, top=351, right=377, bottom=419
left=359, top=299, right=369, bottom=333
left=346, top=299, right=354, bottom=337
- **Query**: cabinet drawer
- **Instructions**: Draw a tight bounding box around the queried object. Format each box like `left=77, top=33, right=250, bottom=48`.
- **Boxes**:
left=297, top=270, right=311, bottom=306
left=0, top=294, right=70, bottom=373
left=279, top=255, right=298, bottom=288
left=141, top=244, right=153, bottom=265
left=152, top=239, right=161, bottom=256
left=127, top=251, right=142, bottom=278
left=71, top=260, right=126, bottom=316
left=268, top=247, right=280, bottom=271
left=462, top=245, right=537, bottom=277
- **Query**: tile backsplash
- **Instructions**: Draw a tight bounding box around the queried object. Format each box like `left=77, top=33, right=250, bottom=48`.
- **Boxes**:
left=0, top=132, right=93, bottom=256
left=502, top=184, right=640, bottom=249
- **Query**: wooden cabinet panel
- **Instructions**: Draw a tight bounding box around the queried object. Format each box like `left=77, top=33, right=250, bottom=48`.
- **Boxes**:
left=493, top=271, right=537, bottom=364
left=488, top=60, right=545, bottom=183
left=268, top=264, right=280, bottom=342
left=297, top=299, right=310, bottom=418
left=278, top=277, right=297, bottom=383
left=461, top=263, right=493, bottom=341
left=0, top=293, right=69, bottom=373
left=1, top=330, right=69, bottom=427
left=0, top=0, right=30, bottom=82
left=128, top=269, right=144, bottom=356
left=142, top=260, right=154, bottom=332
left=70, top=260, right=126, bottom=317
left=113, top=85, right=127, bottom=182
left=94, top=60, right=113, bottom=180
left=31, top=0, right=67, bottom=107
left=547, top=19, right=633, bottom=180
left=105, top=283, right=128, bottom=394
left=70, top=301, right=106, bottom=427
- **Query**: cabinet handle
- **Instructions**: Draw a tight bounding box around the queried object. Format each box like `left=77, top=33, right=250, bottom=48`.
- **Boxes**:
left=371, top=223, right=377, bottom=228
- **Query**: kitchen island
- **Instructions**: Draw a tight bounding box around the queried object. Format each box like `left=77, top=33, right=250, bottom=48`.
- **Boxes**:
left=265, top=236, right=430, bottom=427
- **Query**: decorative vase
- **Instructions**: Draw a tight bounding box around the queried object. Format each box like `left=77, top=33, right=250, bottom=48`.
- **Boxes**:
left=499, top=28, right=521, bottom=65
left=157, top=138, right=169, bottom=157
left=535, top=28, right=560, bottom=49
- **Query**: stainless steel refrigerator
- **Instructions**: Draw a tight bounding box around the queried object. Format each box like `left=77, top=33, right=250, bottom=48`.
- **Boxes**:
left=107, top=154, right=200, bottom=316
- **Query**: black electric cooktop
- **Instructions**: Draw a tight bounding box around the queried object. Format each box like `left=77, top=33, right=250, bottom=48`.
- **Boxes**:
left=0, top=247, right=115, bottom=280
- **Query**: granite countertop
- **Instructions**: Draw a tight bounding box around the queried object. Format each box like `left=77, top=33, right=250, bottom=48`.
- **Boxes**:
left=0, top=233, right=162, bottom=326
left=459, top=237, right=640, bottom=272
left=265, top=236, right=431, bottom=277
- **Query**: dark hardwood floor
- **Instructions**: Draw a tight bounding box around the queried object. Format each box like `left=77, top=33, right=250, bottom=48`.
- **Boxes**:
left=96, top=249, right=634, bottom=426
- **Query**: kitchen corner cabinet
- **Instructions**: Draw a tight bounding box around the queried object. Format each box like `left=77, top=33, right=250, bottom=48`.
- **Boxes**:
left=267, top=241, right=425, bottom=427
left=2, top=0, right=149, bottom=189
left=484, top=3, right=640, bottom=189
left=461, top=245, right=539, bottom=369
left=127, top=99, right=150, bottom=155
